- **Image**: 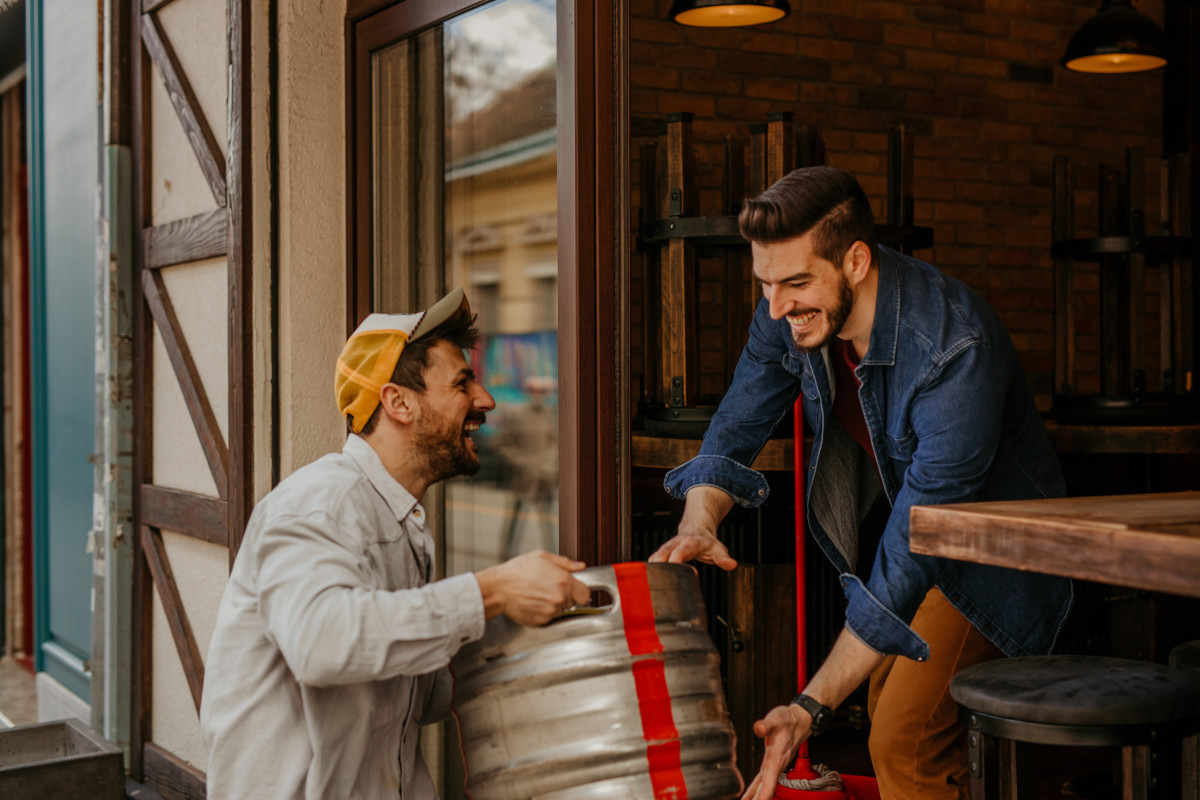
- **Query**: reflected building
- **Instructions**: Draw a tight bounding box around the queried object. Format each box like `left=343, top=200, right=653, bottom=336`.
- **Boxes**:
left=440, top=2, right=559, bottom=575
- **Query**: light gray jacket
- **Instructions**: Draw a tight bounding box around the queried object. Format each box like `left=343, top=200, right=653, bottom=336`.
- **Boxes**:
left=201, top=434, right=484, bottom=799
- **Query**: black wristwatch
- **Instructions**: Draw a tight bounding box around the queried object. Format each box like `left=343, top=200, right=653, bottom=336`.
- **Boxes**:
left=792, top=693, right=832, bottom=736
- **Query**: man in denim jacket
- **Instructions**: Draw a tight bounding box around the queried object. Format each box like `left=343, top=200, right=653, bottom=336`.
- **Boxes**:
left=650, top=167, right=1072, bottom=800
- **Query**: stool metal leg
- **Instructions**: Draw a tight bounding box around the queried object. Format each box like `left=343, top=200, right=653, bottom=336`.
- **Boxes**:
left=1123, top=740, right=1184, bottom=800
left=966, top=726, right=999, bottom=800
left=997, top=740, right=1034, bottom=800
left=967, top=728, right=1035, bottom=800
left=1124, top=745, right=1149, bottom=800
left=1183, top=732, right=1199, bottom=800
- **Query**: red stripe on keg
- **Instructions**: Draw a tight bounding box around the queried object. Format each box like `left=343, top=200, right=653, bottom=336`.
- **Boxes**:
left=614, top=562, right=663, bottom=655
left=632, top=659, right=679, bottom=741
left=613, top=562, right=688, bottom=800
left=647, top=741, right=687, bottom=799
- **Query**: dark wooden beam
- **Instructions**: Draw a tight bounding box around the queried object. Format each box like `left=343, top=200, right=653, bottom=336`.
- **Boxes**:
left=140, top=527, right=205, bottom=714
left=141, top=269, right=230, bottom=497
left=143, top=742, right=206, bottom=800
left=140, top=13, right=227, bottom=207
left=142, top=209, right=227, bottom=270
left=227, top=0, right=253, bottom=562
left=558, top=0, right=622, bottom=567
left=140, top=485, right=227, bottom=546
left=131, top=3, right=152, bottom=778
left=142, top=0, right=182, bottom=14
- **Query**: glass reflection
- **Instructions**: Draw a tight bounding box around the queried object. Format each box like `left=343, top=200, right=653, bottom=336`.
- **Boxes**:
left=443, top=0, right=559, bottom=575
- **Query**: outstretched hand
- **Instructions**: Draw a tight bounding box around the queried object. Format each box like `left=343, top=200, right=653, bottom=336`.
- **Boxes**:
left=475, top=550, right=591, bottom=626
left=648, top=485, right=738, bottom=570
left=648, top=532, right=738, bottom=571
left=740, top=704, right=809, bottom=800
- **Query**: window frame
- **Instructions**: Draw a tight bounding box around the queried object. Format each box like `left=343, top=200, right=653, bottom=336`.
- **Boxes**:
left=345, top=0, right=627, bottom=565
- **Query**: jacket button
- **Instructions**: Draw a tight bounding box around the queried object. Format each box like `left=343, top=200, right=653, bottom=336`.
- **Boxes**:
left=758, top=489, right=766, bottom=496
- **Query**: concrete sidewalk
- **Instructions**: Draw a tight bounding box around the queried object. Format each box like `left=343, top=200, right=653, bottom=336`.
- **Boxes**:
left=0, top=655, right=36, bottom=728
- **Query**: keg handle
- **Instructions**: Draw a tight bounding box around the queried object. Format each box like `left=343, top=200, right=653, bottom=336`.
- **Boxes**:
left=575, top=570, right=622, bottom=617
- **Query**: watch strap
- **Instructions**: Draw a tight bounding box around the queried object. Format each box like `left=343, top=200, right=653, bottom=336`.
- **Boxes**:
left=791, top=693, right=832, bottom=735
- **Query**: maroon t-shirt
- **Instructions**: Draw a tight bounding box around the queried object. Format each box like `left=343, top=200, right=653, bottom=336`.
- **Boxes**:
left=830, top=338, right=876, bottom=464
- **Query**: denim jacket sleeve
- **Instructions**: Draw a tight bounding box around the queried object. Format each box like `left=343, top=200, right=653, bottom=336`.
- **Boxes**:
left=664, top=300, right=800, bottom=507
left=841, top=340, right=1012, bottom=660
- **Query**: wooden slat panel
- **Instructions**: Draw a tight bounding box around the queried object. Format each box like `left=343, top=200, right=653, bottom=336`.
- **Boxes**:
left=632, top=432, right=799, bottom=472
left=140, top=485, right=227, bottom=545
left=1052, top=156, right=1074, bottom=395
left=1043, top=420, right=1200, bottom=454
left=765, top=112, right=794, bottom=186
left=1126, top=146, right=1146, bottom=387
left=143, top=742, right=206, bottom=800
left=143, top=209, right=227, bottom=270
left=726, top=564, right=796, bottom=784
left=140, top=526, right=205, bottom=713
left=140, top=13, right=227, bottom=207
left=141, top=269, right=230, bottom=496
left=660, top=115, right=694, bottom=407
left=1099, top=163, right=1122, bottom=394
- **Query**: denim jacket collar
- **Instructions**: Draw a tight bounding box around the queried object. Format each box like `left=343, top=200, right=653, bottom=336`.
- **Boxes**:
left=862, top=248, right=902, bottom=367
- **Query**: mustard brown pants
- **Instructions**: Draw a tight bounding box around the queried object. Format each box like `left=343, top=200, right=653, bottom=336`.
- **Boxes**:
left=866, top=588, right=1003, bottom=800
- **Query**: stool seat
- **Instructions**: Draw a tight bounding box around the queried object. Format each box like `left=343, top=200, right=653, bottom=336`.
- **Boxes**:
left=951, top=655, right=1200, bottom=799
left=950, top=654, right=1200, bottom=728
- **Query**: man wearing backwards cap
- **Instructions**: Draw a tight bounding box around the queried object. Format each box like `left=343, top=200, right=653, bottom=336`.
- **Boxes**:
left=201, top=287, right=590, bottom=800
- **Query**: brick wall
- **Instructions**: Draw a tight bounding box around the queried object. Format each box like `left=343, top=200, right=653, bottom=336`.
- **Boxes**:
left=630, top=0, right=1170, bottom=411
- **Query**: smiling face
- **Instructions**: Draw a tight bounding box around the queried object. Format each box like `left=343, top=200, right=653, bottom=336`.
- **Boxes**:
left=411, top=339, right=495, bottom=483
left=752, top=232, right=861, bottom=353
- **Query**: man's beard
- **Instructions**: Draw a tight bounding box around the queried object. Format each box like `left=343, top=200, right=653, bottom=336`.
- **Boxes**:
left=413, top=406, right=484, bottom=484
left=792, top=273, right=855, bottom=353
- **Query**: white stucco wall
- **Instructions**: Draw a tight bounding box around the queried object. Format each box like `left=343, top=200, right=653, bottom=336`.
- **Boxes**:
left=151, top=531, right=228, bottom=770
left=149, top=0, right=228, bottom=226
left=275, top=0, right=348, bottom=475
left=150, top=258, right=228, bottom=496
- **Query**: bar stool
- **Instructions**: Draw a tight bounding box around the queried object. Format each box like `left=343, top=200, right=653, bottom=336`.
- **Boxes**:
left=1169, top=641, right=1200, bottom=800
left=949, top=654, right=1200, bottom=799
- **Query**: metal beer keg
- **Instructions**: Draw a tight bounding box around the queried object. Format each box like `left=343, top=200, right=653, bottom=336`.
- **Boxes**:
left=451, top=562, right=741, bottom=800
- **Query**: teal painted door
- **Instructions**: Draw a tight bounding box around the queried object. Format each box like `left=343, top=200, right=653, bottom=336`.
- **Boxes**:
left=27, top=0, right=99, bottom=700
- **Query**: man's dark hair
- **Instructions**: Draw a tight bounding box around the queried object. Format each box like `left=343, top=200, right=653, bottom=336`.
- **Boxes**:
left=355, top=309, right=481, bottom=436
left=738, top=166, right=878, bottom=266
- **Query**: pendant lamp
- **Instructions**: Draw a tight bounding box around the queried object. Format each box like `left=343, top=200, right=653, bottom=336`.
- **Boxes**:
left=1061, top=0, right=1168, bottom=74
left=669, top=0, right=790, bottom=28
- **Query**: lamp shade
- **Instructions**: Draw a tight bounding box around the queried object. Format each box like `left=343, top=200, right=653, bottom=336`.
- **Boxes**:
left=1061, top=0, right=1168, bottom=73
left=669, top=0, right=790, bottom=28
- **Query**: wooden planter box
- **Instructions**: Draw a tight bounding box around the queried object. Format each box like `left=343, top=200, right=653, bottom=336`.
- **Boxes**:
left=0, top=718, right=124, bottom=799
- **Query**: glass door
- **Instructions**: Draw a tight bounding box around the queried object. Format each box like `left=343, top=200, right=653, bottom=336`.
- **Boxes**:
left=370, top=0, right=560, bottom=578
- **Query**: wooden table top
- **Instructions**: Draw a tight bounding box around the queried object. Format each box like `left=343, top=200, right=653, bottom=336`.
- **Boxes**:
left=909, top=491, right=1200, bottom=598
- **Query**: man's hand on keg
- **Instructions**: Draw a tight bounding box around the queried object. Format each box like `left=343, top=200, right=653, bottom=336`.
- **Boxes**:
left=649, top=486, right=738, bottom=571
left=475, top=551, right=591, bottom=626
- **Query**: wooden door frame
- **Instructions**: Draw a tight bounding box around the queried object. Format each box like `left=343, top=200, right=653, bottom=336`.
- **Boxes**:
left=345, top=0, right=628, bottom=566
left=128, top=0, right=253, bottom=793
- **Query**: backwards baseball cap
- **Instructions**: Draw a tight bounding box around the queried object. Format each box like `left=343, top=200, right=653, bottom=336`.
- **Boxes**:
left=335, top=286, right=472, bottom=434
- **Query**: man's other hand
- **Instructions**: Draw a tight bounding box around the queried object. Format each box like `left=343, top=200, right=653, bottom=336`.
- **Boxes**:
left=475, top=551, right=591, bottom=626
left=648, top=485, right=738, bottom=570
left=740, top=704, right=808, bottom=800
left=649, top=532, right=737, bottom=570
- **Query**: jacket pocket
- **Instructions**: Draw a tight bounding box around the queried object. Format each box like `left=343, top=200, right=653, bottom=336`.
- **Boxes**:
left=883, top=428, right=916, bottom=462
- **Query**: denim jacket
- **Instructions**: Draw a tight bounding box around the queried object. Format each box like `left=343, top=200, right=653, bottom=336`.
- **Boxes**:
left=665, top=247, right=1073, bottom=661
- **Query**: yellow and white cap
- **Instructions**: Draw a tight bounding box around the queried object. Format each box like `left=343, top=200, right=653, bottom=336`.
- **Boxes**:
left=335, top=287, right=471, bottom=433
